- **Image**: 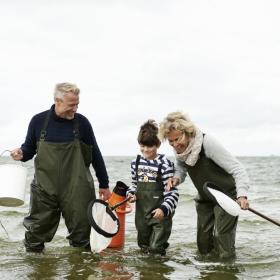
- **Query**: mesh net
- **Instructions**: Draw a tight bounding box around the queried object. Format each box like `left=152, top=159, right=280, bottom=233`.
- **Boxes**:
left=88, top=199, right=119, bottom=252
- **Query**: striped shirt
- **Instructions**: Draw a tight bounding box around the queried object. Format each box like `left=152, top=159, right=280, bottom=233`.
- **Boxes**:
left=128, top=154, right=179, bottom=216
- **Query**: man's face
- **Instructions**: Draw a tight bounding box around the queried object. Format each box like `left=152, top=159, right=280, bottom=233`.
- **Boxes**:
left=55, top=93, right=79, bottom=120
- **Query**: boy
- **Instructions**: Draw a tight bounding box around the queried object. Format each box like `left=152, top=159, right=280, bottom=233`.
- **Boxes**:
left=127, top=120, right=179, bottom=255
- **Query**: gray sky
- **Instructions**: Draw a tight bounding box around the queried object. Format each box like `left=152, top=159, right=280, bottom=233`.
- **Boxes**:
left=1, top=0, right=279, bottom=156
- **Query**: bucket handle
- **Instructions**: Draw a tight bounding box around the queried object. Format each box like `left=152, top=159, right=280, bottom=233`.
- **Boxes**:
left=0, top=150, right=24, bottom=166
left=0, top=219, right=10, bottom=239
left=0, top=150, right=11, bottom=157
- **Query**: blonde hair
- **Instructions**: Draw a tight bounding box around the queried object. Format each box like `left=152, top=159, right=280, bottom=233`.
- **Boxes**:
left=54, top=82, right=80, bottom=100
left=159, top=111, right=197, bottom=140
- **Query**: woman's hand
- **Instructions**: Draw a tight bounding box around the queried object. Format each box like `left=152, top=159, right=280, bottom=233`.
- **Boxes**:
left=165, top=177, right=180, bottom=191
left=237, top=196, right=249, bottom=210
left=152, top=208, right=164, bottom=220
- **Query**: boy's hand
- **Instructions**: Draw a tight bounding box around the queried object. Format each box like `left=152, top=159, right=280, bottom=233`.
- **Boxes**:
left=127, top=193, right=136, bottom=203
left=165, top=177, right=180, bottom=191
left=152, top=208, right=164, bottom=220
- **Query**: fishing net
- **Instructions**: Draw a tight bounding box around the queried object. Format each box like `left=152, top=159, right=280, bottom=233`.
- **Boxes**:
left=88, top=199, right=120, bottom=252
left=203, top=183, right=241, bottom=216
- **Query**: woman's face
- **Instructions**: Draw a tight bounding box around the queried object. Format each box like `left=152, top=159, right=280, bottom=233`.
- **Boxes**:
left=167, top=129, right=189, bottom=154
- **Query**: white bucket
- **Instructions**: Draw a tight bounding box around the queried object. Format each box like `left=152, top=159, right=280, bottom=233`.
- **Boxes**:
left=0, top=164, right=27, bottom=207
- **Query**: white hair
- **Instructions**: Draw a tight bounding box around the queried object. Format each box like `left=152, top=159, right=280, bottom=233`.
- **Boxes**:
left=54, top=82, right=80, bottom=100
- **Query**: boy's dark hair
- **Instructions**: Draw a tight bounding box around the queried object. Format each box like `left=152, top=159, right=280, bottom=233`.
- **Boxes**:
left=137, top=120, right=161, bottom=147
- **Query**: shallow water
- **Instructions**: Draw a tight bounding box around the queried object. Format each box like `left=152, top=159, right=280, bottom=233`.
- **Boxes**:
left=1, top=156, right=280, bottom=279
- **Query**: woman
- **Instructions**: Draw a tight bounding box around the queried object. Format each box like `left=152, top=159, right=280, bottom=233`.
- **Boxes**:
left=159, top=111, right=250, bottom=259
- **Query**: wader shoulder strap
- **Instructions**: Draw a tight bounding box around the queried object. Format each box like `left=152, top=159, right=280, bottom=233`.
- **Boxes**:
left=73, top=117, right=80, bottom=139
left=156, top=163, right=162, bottom=182
left=39, top=109, right=51, bottom=141
left=135, top=155, right=141, bottom=181
left=200, top=133, right=206, bottom=156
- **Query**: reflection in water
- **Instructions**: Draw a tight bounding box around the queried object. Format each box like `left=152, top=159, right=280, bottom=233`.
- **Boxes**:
left=131, top=253, right=174, bottom=280
left=23, top=246, right=175, bottom=280
left=90, top=257, right=134, bottom=280
left=25, top=253, right=59, bottom=279
left=89, top=249, right=175, bottom=280
left=198, top=263, right=242, bottom=280
left=24, top=247, right=100, bottom=279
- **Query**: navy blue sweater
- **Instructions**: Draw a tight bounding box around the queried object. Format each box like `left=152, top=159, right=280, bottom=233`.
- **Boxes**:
left=20, top=105, right=109, bottom=188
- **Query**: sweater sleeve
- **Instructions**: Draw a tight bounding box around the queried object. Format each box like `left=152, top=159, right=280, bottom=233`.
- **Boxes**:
left=21, top=116, right=38, bottom=162
left=174, top=158, right=188, bottom=183
left=203, top=134, right=250, bottom=198
left=160, top=187, right=179, bottom=216
left=127, top=159, right=137, bottom=195
left=91, top=133, right=109, bottom=188
left=81, top=117, right=109, bottom=188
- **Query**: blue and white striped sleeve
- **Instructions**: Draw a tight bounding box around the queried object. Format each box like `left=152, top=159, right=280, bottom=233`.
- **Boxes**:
left=159, top=158, right=180, bottom=216
left=160, top=187, right=179, bottom=216
left=127, top=159, right=137, bottom=195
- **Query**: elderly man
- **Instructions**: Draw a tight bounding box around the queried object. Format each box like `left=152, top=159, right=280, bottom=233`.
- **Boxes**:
left=11, top=82, right=110, bottom=252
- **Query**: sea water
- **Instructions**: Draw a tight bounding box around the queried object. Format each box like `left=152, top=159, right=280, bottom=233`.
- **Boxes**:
left=0, top=156, right=280, bottom=280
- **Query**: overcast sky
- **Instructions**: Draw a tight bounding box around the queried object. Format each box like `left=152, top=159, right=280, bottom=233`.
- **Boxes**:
left=1, top=0, right=279, bottom=156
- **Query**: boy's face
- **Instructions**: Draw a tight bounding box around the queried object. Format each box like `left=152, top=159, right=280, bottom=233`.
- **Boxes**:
left=140, top=144, right=158, bottom=160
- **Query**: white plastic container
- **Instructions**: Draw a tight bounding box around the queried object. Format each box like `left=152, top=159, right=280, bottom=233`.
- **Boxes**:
left=0, top=164, right=27, bottom=207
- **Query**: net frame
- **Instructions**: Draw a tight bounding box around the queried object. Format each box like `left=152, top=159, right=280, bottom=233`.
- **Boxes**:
left=87, top=199, right=120, bottom=238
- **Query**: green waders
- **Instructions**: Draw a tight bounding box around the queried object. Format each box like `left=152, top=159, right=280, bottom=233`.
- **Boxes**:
left=134, top=156, right=172, bottom=255
left=135, top=182, right=172, bottom=255
left=23, top=113, right=95, bottom=252
left=186, top=144, right=238, bottom=259
left=195, top=196, right=237, bottom=258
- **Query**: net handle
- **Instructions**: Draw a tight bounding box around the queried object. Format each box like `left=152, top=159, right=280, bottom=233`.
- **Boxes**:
left=110, top=197, right=130, bottom=211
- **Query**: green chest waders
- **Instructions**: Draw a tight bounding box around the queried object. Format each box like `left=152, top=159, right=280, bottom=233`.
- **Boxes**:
left=186, top=145, right=238, bottom=259
left=23, top=112, right=96, bottom=252
left=134, top=156, right=172, bottom=255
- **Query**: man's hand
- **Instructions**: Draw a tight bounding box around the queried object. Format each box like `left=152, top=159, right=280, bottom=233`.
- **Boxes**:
left=10, top=148, right=23, bottom=161
left=237, top=196, right=249, bottom=210
left=152, top=208, right=164, bottom=220
left=99, top=188, right=111, bottom=201
left=165, top=177, right=180, bottom=191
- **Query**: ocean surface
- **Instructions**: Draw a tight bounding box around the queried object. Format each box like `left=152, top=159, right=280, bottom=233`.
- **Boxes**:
left=0, top=156, right=280, bottom=280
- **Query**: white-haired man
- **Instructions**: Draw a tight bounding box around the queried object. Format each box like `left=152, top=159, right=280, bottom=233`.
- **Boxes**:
left=11, top=82, right=110, bottom=252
